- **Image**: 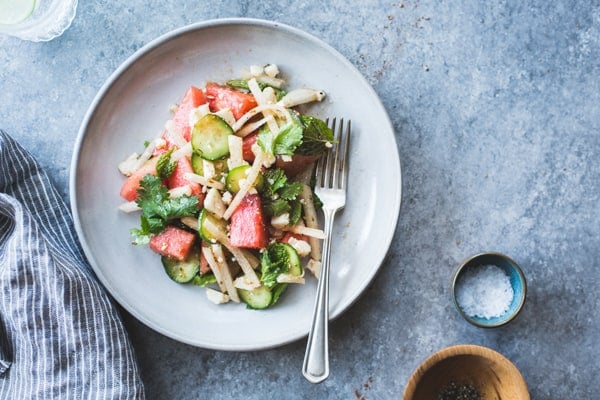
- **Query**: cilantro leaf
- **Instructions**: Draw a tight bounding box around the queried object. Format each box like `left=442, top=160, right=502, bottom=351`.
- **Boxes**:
left=273, top=122, right=303, bottom=155
left=264, top=198, right=290, bottom=216
left=257, top=116, right=303, bottom=156
left=260, top=243, right=292, bottom=287
left=260, top=168, right=304, bottom=225
left=130, top=174, right=199, bottom=244
left=262, top=169, right=288, bottom=197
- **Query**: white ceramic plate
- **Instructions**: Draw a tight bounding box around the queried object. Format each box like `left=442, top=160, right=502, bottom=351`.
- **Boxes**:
left=70, top=18, right=401, bottom=350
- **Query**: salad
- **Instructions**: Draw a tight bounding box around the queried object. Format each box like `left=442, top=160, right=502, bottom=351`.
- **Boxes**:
left=117, top=64, right=333, bottom=309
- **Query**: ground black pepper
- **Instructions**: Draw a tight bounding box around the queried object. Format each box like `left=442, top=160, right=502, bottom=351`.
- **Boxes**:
left=437, top=382, right=481, bottom=400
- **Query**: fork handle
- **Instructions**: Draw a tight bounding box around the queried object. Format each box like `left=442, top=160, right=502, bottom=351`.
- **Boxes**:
left=302, top=208, right=337, bottom=383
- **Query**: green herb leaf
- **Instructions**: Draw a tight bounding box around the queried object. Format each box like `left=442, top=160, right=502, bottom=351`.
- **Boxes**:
left=264, top=198, right=291, bottom=216
left=130, top=174, right=199, bottom=244
left=156, top=150, right=176, bottom=179
left=296, top=115, right=335, bottom=156
left=278, top=181, right=303, bottom=201
left=225, top=79, right=252, bottom=92
left=130, top=225, right=151, bottom=245
left=226, top=79, right=286, bottom=100
left=192, top=273, right=217, bottom=287
left=273, top=121, right=303, bottom=156
left=269, top=283, right=288, bottom=306
left=262, top=169, right=287, bottom=197
left=289, top=199, right=303, bottom=226
left=309, top=170, right=324, bottom=210
left=258, top=117, right=303, bottom=157
left=261, top=168, right=304, bottom=224
left=260, top=243, right=292, bottom=288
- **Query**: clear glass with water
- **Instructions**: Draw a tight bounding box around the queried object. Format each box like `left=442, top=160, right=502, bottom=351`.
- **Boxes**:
left=0, top=0, right=78, bottom=41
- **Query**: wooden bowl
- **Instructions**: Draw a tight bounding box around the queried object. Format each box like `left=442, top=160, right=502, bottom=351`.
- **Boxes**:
left=403, top=344, right=529, bottom=400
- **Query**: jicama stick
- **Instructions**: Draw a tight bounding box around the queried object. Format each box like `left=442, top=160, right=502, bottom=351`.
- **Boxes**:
left=287, top=225, right=325, bottom=240
left=183, top=172, right=226, bottom=191
left=232, top=104, right=292, bottom=132
left=201, top=245, right=227, bottom=294
left=211, top=244, right=240, bottom=303
left=299, top=184, right=322, bottom=260
left=170, top=142, right=193, bottom=161
left=236, top=117, right=268, bottom=138
left=227, top=135, right=246, bottom=170
left=118, top=138, right=159, bottom=176
left=203, top=187, right=226, bottom=219
left=247, top=78, right=280, bottom=134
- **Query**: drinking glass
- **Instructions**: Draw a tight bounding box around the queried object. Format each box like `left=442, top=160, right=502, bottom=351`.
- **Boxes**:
left=0, top=0, right=78, bottom=41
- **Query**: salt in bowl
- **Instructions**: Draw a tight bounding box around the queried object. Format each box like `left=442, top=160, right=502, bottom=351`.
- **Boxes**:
left=452, top=252, right=526, bottom=328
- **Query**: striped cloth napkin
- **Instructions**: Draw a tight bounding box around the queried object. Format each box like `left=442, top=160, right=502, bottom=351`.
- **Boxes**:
left=0, top=130, right=145, bottom=399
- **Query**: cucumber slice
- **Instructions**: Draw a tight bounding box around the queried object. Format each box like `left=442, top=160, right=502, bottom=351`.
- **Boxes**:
left=191, top=152, right=204, bottom=175
left=225, top=165, right=264, bottom=193
left=192, top=153, right=228, bottom=177
left=238, top=285, right=272, bottom=309
left=262, top=242, right=302, bottom=277
left=161, top=251, right=199, bottom=283
left=198, top=208, right=227, bottom=242
left=281, top=243, right=302, bottom=276
left=239, top=283, right=288, bottom=309
left=191, top=114, right=233, bottom=161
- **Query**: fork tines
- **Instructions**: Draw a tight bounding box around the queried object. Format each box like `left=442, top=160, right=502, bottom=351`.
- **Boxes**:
left=317, top=118, right=350, bottom=190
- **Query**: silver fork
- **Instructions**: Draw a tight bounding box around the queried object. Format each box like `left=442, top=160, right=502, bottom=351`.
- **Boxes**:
left=302, top=118, right=351, bottom=384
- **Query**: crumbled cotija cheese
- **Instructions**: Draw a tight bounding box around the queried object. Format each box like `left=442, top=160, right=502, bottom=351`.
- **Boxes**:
left=456, top=264, right=513, bottom=319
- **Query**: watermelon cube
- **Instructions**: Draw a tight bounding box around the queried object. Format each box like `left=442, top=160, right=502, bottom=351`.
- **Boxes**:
left=119, top=157, right=159, bottom=201
left=229, top=194, right=269, bottom=249
left=205, top=82, right=258, bottom=120
left=173, top=86, right=206, bottom=142
left=149, top=226, right=196, bottom=261
left=166, top=156, right=204, bottom=206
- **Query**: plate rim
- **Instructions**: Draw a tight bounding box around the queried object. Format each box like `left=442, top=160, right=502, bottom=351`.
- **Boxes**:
left=69, top=17, right=402, bottom=350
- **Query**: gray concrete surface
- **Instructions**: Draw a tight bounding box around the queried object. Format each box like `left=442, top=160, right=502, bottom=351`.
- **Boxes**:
left=2, top=1, right=599, bottom=398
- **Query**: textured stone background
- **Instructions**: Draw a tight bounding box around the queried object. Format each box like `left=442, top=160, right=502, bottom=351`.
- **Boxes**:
left=2, top=1, right=599, bottom=398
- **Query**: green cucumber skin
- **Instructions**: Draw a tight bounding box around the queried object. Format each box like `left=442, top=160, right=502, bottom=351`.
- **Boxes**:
left=191, top=154, right=228, bottom=177
left=161, top=253, right=199, bottom=283
left=279, top=242, right=302, bottom=276
left=191, top=153, right=204, bottom=175
left=197, top=208, right=226, bottom=242
left=225, top=165, right=248, bottom=193
left=197, top=209, right=212, bottom=242
left=225, top=164, right=264, bottom=193
left=238, top=285, right=273, bottom=309
left=238, top=283, right=289, bottom=310
left=191, top=114, right=233, bottom=161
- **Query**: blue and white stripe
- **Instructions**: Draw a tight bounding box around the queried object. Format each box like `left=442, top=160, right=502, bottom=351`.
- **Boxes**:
left=0, top=130, right=145, bottom=399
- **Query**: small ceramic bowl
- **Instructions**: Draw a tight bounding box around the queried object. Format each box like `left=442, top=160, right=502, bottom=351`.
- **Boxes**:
left=452, top=252, right=526, bottom=328
left=402, top=344, right=530, bottom=400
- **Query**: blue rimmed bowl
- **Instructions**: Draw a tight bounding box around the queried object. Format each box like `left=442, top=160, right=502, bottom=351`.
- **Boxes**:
left=452, top=252, right=527, bottom=328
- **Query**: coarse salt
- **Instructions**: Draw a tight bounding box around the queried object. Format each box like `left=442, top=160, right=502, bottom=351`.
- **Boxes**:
left=456, top=264, right=514, bottom=319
